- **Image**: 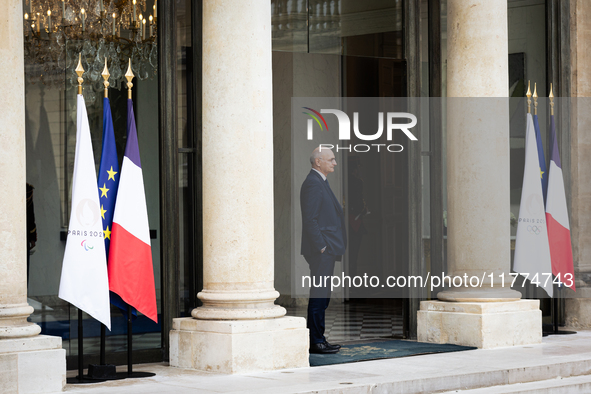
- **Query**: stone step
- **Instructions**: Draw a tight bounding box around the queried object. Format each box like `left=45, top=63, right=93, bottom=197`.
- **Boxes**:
left=437, top=374, right=591, bottom=394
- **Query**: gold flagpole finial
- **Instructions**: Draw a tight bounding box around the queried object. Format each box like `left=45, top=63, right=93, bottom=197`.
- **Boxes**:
left=526, top=80, right=532, bottom=114
left=75, top=53, right=84, bottom=95
left=549, top=83, right=555, bottom=116
left=533, top=82, right=538, bottom=115
left=102, top=57, right=110, bottom=98
left=125, top=59, right=134, bottom=99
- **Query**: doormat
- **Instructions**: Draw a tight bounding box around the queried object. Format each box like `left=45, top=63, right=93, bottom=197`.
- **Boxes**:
left=309, top=340, right=476, bottom=367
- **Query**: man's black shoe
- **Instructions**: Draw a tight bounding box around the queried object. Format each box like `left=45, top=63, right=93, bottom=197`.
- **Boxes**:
left=324, top=341, right=341, bottom=350
left=310, top=342, right=339, bottom=354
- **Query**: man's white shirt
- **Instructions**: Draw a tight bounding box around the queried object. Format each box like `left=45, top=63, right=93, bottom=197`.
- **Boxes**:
left=312, top=168, right=326, bottom=181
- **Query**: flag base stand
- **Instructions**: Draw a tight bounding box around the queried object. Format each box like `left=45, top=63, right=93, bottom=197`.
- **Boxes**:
left=550, top=330, right=577, bottom=335
left=67, top=376, right=107, bottom=384
left=116, top=371, right=156, bottom=379
left=543, top=323, right=576, bottom=336
left=122, top=306, right=156, bottom=380
left=84, top=307, right=156, bottom=382
left=67, top=309, right=109, bottom=385
left=90, top=323, right=120, bottom=380
left=87, top=364, right=118, bottom=380
left=83, top=365, right=155, bottom=380
left=546, top=291, right=577, bottom=336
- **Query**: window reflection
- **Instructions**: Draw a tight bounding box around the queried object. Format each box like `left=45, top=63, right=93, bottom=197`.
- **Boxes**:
left=271, top=0, right=403, bottom=57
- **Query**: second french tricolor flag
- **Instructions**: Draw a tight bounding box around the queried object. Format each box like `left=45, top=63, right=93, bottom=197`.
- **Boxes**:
left=546, top=115, right=575, bottom=290
left=108, top=99, right=158, bottom=322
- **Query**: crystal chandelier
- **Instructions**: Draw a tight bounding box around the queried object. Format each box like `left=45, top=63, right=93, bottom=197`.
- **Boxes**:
left=23, top=0, right=158, bottom=104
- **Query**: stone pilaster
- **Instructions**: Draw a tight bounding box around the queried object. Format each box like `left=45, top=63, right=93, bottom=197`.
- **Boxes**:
left=0, top=0, right=65, bottom=392
left=169, top=0, right=308, bottom=373
left=565, top=0, right=591, bottom=328
left=418, top=0, right=541, bottom=348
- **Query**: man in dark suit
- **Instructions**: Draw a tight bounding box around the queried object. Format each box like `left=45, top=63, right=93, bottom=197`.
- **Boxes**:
left=301, top=147, right=347, bottom=354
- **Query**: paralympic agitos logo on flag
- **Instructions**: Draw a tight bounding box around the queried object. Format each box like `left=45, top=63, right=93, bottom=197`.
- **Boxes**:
left=302, top=107, right=418, bottom=152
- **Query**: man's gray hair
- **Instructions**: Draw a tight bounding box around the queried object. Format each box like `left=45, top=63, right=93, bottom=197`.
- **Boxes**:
left=310, top=149, right=322, bottom=166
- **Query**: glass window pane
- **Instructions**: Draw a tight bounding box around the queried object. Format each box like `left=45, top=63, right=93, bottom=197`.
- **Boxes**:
left=25, top=0, right=162, bottom=359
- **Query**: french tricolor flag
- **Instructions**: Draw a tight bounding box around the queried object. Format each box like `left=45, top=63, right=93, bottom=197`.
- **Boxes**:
left=545, top=115, right=575, bottom=290
left=107, top=99, right=158, bottom=322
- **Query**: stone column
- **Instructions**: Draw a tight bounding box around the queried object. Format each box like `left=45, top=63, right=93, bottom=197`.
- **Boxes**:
left=169, top=0, right=308, bottom=373
left=0, top=0, right=39, bottom=343
left=417, top=0, right=541, bottom=348
left=0, top=1, right=65, bottom=392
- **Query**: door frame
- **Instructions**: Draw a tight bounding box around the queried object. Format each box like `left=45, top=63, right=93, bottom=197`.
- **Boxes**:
left=404, top=0, right=424, bottom=339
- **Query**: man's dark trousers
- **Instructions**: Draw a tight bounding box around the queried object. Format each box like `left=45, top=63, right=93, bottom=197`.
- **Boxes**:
left=305, top=252, right=336, bottom=345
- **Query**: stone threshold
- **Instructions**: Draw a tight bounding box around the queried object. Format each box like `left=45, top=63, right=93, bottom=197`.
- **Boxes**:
left=57, top=330, right=591, bottom=394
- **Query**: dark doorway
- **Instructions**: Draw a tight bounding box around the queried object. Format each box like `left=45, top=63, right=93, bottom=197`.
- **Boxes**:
left=343, top=56, right=409, bottom=337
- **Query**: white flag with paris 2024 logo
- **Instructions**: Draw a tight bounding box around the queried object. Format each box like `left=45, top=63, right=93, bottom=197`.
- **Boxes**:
left=58, top=94, right=111, bottom=330
left=514, top=113, right=553, bottom=297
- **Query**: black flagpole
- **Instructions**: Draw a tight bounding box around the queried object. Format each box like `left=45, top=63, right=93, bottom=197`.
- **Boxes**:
left=123, top=305, right=155, bottom=379
left=100, top=325, right=106, bottom=364
left=78, top=309, right=84, bottom=380
left=549, top=285, right=576, bottom=335
left=66, top=309, right=106, bottom=384
left=127, top=305, right=133, bottom=376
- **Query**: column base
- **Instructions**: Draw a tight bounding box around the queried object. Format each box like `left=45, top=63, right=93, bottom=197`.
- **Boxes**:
left=0, top=304, right=42, bottom=338
left=0, top=335, right=65, bottom=393
left=194, top=289, right=287, bottom=320
left=565, top=296, right=591, bottom=328
left=417, top=300, right=541, bottom=349
left=170, top=316, right=309, bottom=373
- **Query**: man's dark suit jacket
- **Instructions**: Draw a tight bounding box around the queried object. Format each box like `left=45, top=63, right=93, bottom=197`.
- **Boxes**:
left=300, top=169, right=347, bottom=257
